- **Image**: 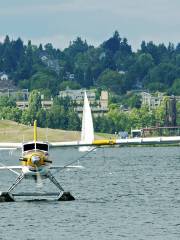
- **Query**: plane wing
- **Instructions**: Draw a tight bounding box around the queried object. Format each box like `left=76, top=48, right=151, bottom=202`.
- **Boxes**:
left=0, top=165, right=22, bottom=175
left=0, top=165, right=83, bottom=170
left=0, top=143, right=22, bottom=149
left=0, top=136, right=179, bottom=150
left=50, top=141, right=83, bottom=147
left=49, top=136, right=180, bottom=147
left=50, top=165, right=84, bottom=170
left=0, top=166, right=23, bottom=170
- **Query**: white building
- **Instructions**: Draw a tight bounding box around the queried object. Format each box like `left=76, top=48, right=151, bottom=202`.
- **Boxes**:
left=59, top=89, right=109, bottom=116
left=141, top=92, right=164, bottom=110
left=0, top=73, right=8, bottom=81
left=59, top=89, right=96, bottom=104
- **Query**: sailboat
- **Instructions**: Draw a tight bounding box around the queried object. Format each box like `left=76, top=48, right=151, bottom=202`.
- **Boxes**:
left=79, top=91, right=95, bottom=152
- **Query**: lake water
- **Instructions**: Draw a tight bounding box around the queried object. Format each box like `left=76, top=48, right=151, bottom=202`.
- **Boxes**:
left=0, top=146, right=180, bottom=240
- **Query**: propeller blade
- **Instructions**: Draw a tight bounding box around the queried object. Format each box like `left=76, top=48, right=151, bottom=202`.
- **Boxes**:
left=35, top=166, right=43, bottom=188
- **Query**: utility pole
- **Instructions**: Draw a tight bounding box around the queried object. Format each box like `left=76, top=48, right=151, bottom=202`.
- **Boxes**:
left=165, top=96, right=176, bottom=126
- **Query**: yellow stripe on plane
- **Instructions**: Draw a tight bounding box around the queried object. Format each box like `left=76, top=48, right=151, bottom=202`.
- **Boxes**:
left=92, top=139, right=116, bottom=145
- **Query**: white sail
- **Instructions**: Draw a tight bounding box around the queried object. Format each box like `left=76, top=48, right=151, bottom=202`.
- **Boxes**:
left=79, top=91, right=94, bottom=152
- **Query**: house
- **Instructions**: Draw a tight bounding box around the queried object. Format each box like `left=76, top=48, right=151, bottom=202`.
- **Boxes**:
left=100, top=90, right=108, bottom=109
left=59, top=89, right=109, bottom=116
left=0, top=89, right=28, bottom=100
left=16, top=100, right=53, bottom=110
left=59, top=89, right=96, bottom=104
left=40, top=55, right=48, bottom=62
left=141, top=91, right=164, bottom=110
left=0, top=73, right=8, bottom=81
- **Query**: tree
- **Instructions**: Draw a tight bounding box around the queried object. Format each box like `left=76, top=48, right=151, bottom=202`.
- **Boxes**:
left=102, top=31, right=121, bottom=54
left=36, top=109, right=47, bottom=127
left=97, top=69, right=125, bottom=94
left=170, top=78, right=180, bottom=95
left=21, top=109, right=32, bottom=125
left=136, top=53, right=154, bottom=81
left=0, top=107, right=22, bottom=122
left=0, top=96, right=16, bottom=108
left=67, top=110, right=80, bottom=130
left=146, top=63, right=178, bottom=90
left=29, top=70, right=58, bottom=94
left=64, top=37, right=89, bottom=60
left=140, top=41, right=160, bottom=64
left=59, top=80, right=81, bottom=90
left=122, top=94, right=142, bottom=109
left=27, top=90, right=42, bottom=123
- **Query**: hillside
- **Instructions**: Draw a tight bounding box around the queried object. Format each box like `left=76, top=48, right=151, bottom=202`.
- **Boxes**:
left=0, top=33, right=179, bottom=96
left=0, top=120, right=79, bottom=142
left=0, top=120, right=109, bottom=142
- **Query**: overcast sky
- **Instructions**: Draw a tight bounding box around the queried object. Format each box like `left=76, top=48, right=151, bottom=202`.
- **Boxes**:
left=0, top=0, right=180, bottom=50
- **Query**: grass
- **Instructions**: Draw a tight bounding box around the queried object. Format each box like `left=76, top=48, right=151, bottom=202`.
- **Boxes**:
left=96, top=132, right=116, bottom=139
left=0, top=120, right=112, bottom=142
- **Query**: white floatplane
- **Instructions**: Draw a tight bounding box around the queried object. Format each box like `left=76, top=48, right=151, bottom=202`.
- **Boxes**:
left=0, top=92, right=180, bottom=202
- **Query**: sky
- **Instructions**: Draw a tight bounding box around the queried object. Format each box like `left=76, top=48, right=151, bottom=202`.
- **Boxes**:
left=0, top=0, right=180, bottom=50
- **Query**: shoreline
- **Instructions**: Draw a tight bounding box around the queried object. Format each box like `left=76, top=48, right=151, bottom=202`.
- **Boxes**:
left=0, top=120, right=179, bottom=147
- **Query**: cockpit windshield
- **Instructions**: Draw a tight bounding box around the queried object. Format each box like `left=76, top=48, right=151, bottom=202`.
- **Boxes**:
left=23, top=143, right=48, bottom=152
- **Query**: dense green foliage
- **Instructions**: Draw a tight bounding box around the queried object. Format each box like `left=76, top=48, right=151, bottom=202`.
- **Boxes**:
left=0, top=91, right=81, bottom=131
left=0, top=32, right=180, bottom=95
left=94, top=105, right=165, bottom=134
left=0, top=33, right=179, bottom=133
left=0, top=91, right=179, bottom=134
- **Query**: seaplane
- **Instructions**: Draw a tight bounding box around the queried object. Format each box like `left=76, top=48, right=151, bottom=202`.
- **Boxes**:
left=0, top=91, right=97, bottom=202
left=0, top=92, right=180, bottom=202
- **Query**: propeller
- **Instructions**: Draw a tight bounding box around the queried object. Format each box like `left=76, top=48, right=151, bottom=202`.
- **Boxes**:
left=31, top=155, right=43, bottom=188
left=35, top=165, right=43, bottom=188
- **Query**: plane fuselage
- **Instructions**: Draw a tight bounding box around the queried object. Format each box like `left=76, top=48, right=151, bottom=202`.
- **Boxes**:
left=20, top=142, right=51, bottom=178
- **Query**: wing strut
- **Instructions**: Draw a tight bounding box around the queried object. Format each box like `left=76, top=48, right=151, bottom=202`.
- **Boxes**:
left=8, top=173, right=24, bottom=192
left=58, top=146, right=97, bottom=172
